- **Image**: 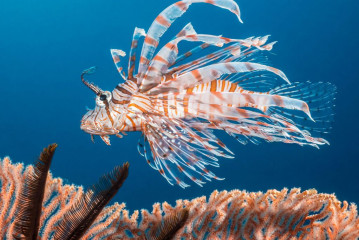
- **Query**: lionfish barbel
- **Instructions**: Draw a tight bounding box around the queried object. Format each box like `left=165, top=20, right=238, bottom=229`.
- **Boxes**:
left=80, top=0, right=336, bottom=188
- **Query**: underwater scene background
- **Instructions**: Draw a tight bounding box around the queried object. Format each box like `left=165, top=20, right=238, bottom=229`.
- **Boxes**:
left=1, top=0, right=359, bottom=215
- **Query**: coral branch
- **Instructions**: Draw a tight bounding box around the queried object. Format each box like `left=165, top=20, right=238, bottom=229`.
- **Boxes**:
left=13, top=144, right=57, bottom=240
left=0, top=148, right=130, bottom=240
left=54, top=163, right=129, bottom=239
left=149, top=208, right=189, bottom=240
left=0, top=155, right=358, bottom=239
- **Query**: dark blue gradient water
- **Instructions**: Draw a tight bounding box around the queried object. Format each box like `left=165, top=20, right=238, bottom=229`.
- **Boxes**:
left=1, top=0, right=358, bottom=212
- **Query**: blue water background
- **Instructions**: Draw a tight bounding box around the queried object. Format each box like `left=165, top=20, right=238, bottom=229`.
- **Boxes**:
left=1, top=0, right=358, bottom=212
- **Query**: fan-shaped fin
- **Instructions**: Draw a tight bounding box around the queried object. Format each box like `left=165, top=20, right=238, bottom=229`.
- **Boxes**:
left=268, top=81, right=337, bottom=138
left=128, top=27, right=146, bottom=81
left=141, top=34, right=254, bottom=92
left=168, top=36, right=274, bottom=77
left=137, top=0, right=242, bottom=80
left=138, top=133, right=160, bottom=170
left=148, top=62, right=289, bottom=95
left=110, top=49, right=127, bottom=81
left=140, top=23, right=197, bottom=92
left=141, top=115, right=229, bottom=188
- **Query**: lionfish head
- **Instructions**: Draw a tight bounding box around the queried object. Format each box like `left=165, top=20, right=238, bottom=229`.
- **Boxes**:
left=80, top=67, right=118, bottom=137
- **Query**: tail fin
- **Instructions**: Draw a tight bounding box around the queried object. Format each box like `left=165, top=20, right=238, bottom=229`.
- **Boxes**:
left=269, top=81, right=337, bottom=140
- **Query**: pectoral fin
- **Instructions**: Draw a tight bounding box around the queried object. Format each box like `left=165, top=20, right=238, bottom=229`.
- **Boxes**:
left=100, top=135, right=111, bottom=145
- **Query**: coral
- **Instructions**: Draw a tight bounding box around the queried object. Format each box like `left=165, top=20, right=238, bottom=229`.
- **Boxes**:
left=0, top=145, right=187, bottom=240
left=90, top=189, right=359, bottom=239
left=1, top=147, right=359, bottom=239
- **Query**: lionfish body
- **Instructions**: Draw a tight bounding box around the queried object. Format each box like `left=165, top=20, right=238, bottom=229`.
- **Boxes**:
left=81, top=0, right=336, bottom=188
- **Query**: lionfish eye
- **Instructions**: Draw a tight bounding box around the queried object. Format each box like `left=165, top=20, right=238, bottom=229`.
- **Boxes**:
left=100, top=94, right=107, bottom=101
left=95, top=91, right=112, bottom=107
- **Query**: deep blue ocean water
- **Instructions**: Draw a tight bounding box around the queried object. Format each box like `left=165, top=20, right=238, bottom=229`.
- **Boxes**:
left=1, top=0, right=358, bottom=213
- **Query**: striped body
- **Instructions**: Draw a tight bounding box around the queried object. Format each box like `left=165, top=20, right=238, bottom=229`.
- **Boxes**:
left=153, top=80, right=285, bottom=119
left=108, top=79, right=294, bottom=131
left=80, top=0, right=336, bottom=188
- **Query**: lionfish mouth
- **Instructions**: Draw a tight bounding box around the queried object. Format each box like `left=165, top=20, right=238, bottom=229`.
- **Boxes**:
left=81, top=124, right=117, bottom=136
left=80, top=121, right=98, bottom=134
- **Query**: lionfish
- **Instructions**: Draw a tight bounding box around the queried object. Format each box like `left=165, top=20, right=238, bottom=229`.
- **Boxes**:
left=80, top=0, right=336, bottom=188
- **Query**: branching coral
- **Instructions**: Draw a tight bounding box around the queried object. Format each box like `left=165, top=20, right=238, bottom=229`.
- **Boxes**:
left=90, top=189, right=359, bottom=239
left=1, top=146, right=358, bottom=239
left=0, top=145, right=187, bottom=240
